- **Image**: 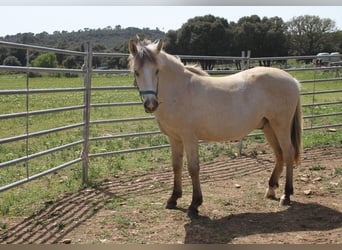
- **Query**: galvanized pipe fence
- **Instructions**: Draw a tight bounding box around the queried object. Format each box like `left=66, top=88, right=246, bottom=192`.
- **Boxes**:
left=0, top=41, right=341, bottom=193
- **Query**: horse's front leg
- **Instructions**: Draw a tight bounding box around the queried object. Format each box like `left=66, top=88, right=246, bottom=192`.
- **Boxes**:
left=166, top=138, right=184, bottom=209
left=184, top=138, right=202, bottom=218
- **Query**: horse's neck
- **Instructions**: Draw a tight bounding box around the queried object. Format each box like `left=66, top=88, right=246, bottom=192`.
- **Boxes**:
left=163, top=53, right=190, bottom=79
left=157, top=53, right=189, bottom=104
left=160, top=52, right=185, bottom=75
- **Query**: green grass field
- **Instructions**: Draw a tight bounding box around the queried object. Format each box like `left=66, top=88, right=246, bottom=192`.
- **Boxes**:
left=0, top=68, right=341, bottom=217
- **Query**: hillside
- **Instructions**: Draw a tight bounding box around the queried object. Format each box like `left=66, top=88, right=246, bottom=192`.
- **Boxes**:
left=0, top=26, right=165, bottom=52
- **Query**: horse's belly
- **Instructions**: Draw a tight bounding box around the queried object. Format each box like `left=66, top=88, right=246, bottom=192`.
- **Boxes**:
left=196, top=126, right=249, bottom=142
left=195, top=115, right=264, bottom=142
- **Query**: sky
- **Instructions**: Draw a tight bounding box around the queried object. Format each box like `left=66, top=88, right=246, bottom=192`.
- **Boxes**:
left=0, top=6, right=342, bottom=37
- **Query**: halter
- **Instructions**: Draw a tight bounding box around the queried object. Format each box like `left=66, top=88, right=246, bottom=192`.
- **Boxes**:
left=134, top=76, right=159, bottom=102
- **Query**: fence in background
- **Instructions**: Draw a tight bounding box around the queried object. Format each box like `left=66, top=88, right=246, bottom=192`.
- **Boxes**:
left=0, top=41, right=341, bottom=192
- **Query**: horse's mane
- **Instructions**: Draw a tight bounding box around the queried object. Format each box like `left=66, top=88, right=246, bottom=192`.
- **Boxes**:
left=171, top=55, right=209, bottom=76
left=184, top=65, right=209, bottom=76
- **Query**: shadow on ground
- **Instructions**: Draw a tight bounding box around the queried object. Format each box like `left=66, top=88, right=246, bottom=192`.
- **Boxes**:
left=184, top=201, right=342, bottom=243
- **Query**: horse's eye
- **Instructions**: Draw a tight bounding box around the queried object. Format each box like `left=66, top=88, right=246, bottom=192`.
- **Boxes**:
left=156, top=69, right=159, bottom=75
left=134, top=70, right=139, bottom=77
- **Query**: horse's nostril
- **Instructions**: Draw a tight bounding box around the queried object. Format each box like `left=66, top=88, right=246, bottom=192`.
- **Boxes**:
left=146, top=101, right=155, bottom=111
left=144, top=99, right=158, bottom=113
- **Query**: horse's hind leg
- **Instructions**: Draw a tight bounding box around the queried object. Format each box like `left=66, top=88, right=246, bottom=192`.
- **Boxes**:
left=272, top=125, right=295, bottom=206
left=166, top=137, right=184, bottom=209
left=263, top=122, right=284, bottom=200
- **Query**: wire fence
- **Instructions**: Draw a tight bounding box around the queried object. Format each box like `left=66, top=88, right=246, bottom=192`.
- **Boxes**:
left=0, top=41, right=341, bottom=192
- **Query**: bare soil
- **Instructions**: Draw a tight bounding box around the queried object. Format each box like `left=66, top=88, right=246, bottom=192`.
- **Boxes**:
left=1, top=145, right=341, bottom=244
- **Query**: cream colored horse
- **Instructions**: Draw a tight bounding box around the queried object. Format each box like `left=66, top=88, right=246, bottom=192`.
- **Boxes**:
left=128, top=39, right=302, bottom=217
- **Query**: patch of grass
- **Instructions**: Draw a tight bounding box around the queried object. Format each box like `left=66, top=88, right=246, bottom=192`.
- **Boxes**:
left=0, top=203, right=10, bottom=216
left=250, top=149, right=258, bottom=158
left=309, top=165, right=326, bottom=171
left=104, top=197, right=127, bottom=211
left=323, top=182, right=341, bottom=193
left=225, top=147, right=238, bottom=159
left=0, top=222, right=7, bottom=230
left=303, top=130, right=342, bottom=148
left=57, top=222, right=66, bottom=231
left=335, top=168, right=342, bottom=176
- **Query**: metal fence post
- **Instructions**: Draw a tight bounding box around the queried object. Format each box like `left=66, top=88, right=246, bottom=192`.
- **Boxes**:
left=82, top=42, right=92, bottom=184
left=238, top=50, right=252, bottom=156
left=241, top=51, right=245, bottom=70
left=246, top=50, right=251, bottom=70
left=25, top=49, right=30, bottom=179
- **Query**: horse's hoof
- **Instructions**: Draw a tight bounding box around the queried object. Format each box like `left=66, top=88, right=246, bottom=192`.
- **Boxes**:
left=279, top=195, right=291, bottom=206
left=165, top=201, right=177, bottom=209
left=265, top=194, right=277, bottom=200
left=265, top=187, right=277, bottom=200
left=187, top=208, right=199, bottom=218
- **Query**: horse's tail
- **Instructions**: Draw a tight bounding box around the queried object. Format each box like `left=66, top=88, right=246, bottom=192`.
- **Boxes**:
left=291, top=98, right=302, bottom=165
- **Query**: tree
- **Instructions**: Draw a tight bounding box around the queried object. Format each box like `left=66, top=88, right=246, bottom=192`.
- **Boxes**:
left=92, top=44, right=106, bottom=68
left=262, top=17, right=288, bottom=57
left=62, top=56, right=81, bottom=77
left=0, top=47, right=9, bottom=64
left=286, top=15, right=336, bottom=55
left=3, top=56, right=21, bottom=66
left=177, top=15, right=232, bottom=55
left=233, top=15, right=288, bottom=62
left=260, top=17, right=289, bottom=66
left=164, top=30, right=178, bottom=54
left=320, top=30, right=342, bottom=53
left=62, top=56, right=79, bottom=69
left=31, top=52, right=58, bottom=68
left=234, top=15, right=264, bottom=56
left=172, top=15, right=233, bottom=69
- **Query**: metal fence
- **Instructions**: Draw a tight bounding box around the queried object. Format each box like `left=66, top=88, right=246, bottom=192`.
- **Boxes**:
left=0, top=41, right=341, bottom=193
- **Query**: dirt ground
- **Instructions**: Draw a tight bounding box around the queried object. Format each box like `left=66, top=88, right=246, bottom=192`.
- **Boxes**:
left=0, top=145, right=341, bottom=244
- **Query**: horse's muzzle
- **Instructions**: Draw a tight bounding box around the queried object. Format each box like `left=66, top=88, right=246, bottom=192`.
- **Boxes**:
left=144, top=98, right=159, bottom=113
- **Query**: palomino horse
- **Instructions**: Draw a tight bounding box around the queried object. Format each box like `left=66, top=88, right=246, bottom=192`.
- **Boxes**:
left=128, top=39, right=302, bottom=217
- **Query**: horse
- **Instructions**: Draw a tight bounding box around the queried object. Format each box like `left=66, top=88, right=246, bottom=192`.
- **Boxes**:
left=128, top=39, right=302, bottom=217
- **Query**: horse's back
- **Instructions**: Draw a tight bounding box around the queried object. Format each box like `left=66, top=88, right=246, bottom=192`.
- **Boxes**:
left=220, top=67, right=300, bottom=106
left=198, top=66, right=300, bottom=107
left=240, top=67, right=300, bottom=92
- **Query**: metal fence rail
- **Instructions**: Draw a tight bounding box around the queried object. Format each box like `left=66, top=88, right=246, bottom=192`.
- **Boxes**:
left=0, top=41, right=89, bottom=192
left=0, top=40, right=341, bottom=193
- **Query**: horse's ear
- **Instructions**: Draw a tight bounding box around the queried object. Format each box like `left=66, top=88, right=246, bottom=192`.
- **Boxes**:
left=156, top=39, right=163, bottom=53
left=128, top=39, right=138, bottom=56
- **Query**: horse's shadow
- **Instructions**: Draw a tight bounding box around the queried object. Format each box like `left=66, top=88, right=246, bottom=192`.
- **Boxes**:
left=183, top=202, right=342, bottom=243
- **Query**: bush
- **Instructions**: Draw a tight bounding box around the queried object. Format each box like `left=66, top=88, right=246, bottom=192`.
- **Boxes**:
left=31, top=53, right=58, bottom=68
left=3, top=56, right=21, bottom=66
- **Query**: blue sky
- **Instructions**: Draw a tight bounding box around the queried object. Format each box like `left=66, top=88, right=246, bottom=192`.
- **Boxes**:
left=1, top=6, right=341, bottom=36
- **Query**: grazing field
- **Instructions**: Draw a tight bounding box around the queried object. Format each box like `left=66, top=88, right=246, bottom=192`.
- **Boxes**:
left=0, top=68, right=341, bottom=243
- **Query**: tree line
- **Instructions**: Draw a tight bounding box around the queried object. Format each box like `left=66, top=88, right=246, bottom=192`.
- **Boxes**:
left=1, top=14, right=341, bottom=70
left=164, top=15, right=341, bottom=69
left=0, top=26, right=164, bottom=70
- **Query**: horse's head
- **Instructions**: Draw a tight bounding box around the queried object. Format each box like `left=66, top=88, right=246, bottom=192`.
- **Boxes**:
left=128, top=39, right=163, bottom=113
